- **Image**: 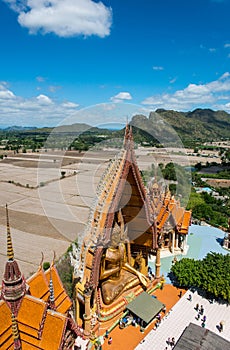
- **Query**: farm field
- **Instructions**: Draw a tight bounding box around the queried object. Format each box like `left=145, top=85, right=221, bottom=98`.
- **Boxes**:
left=0, top=147, right=222, bottom=278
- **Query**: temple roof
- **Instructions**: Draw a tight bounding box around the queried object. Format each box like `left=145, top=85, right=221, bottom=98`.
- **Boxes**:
left=153, top=193, right=192, bottom=234
left=44, top=265, right=72, bottom=314
left=27, top=268, right=49, bottom=302
left=78, top=125, right=157, bottom=283
left=77, top=126, right=191, bottom=286
left=0, top=284, right=69, bottom=350
left=0, top=206, right=82, bottom=349
left=87, top=125, right=156, bottom=243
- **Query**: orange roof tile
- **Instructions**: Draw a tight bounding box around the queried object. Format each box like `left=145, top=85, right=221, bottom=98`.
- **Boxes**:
left=19, top=341, right=41, bottom=350
left=157, top=206, right=166, bottom=223
left=0, top=301, right=12, bottom=349
left=45, top=266, right=72, bottom=314
left=0, top=334, right=13, bottom=350
left=180, top=211, right=192, bottom=233
left=39, top=310, right=67, bottom=350
left=158, top=211, right=169, bottom=230
left=27, top=269, right=49, bottom=302
left=17, top=295, right=47, bottom=335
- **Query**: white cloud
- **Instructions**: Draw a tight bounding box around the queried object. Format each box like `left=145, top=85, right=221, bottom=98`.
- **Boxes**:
left=36, top=94, right=53, bottom=104
left=224, top=43, right=230, bottom=48
left=4, top=0, right=112, bottom=38
left=36, top=76, right=46, bottom=82
left=48, top=85, right=61, bottom=93
left=142, top=72, right=230, bottom=111
left=169, top=77, right=177, bottom=84
left=110, top=92, right=132, bottom=103
left=219, top=72, right=230, bottom=79
left=0, top=84, right=16, bottom=99
left=0, top=84, right=80, bottom=127
left=153, top=66, right=164, bottom=71
left=61, top=101, right=79, bottom=108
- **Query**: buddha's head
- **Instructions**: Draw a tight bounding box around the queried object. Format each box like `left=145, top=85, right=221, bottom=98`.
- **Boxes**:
left=110, top=222, right=122, bottom=248
left=109, top=210, right=128, bottom=247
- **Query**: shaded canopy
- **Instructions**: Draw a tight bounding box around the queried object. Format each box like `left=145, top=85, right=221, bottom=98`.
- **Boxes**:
left=126, top=291, right=164, bottom=324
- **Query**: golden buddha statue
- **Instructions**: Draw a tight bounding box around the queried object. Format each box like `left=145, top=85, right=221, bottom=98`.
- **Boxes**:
left=99, top=211, right=148, bottom=305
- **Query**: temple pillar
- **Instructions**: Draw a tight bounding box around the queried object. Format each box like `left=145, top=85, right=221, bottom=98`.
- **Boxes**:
left=155, top=248, right=161, bottom=279
left=182, top=235, right=186, bottom=251
left=175, top=233, right=178, bottom=249
left=171, top=232, right=175, bottom=254
left=83, top=294, right=91, bottom=337
left=75, top=294, right=80, bottom=324
left=184, top=234, right=188, bottom=251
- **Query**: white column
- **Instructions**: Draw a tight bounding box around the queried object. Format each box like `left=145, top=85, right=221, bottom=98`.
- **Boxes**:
left=171, top=232, right=175, bottom=254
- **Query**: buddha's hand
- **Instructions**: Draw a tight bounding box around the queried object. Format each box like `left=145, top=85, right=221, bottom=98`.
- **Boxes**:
left=137, top=272, right=148, bottom=287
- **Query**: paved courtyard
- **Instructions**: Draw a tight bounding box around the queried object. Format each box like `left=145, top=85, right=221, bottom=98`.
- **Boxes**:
left=135, top=289, right=230, bottom=349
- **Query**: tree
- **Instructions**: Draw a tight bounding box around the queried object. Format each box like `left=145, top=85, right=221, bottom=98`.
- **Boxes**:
left=171, top=252, right=230, bottom=303
left=43, top=262, right=50, bottom=271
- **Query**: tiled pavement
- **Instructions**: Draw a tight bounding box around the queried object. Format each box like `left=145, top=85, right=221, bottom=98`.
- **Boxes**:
left=135, top=290, right=230, bottom=349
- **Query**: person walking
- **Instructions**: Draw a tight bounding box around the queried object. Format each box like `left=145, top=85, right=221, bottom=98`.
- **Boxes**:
left=108, top=336, right=112, bottom=345
left=171, top=337, right=175, bottom=347
left=200, top=305, right=204, bottom=315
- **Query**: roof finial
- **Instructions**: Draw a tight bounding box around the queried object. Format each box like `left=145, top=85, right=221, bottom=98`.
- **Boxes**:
left=6, top=204, right=14, bottom=261
left=51, top=250, right=56, bottom=267
left=11, top=313, right=21, bottom=350
left=39, top=252, right=44, bottom=271
left=129, top=124, right=134, bottom=148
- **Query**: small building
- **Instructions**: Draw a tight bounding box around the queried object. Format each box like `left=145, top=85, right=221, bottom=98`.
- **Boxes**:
left=174, top=322, right=230, bottom=350
left=149, top=182, right=191, bottom=254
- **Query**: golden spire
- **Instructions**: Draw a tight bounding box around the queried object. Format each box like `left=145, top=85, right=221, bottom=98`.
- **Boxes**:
left=6, top=204, right=14, bottom=261
left=11, top=313, right=19, bottom=339
left=123, top=120, right=130, bottom=147
left=11, top=313, right=21, bottom=350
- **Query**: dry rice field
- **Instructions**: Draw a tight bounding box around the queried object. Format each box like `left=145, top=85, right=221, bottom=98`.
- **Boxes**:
left=0, top=147, right=221, bottom=278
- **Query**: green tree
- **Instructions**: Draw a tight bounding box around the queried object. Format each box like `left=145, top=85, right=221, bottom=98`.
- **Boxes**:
left=171, top=252, right=230, bottom=303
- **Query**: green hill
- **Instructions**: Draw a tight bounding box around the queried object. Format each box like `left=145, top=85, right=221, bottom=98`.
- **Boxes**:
left=128, top=108, right=230, bottom=146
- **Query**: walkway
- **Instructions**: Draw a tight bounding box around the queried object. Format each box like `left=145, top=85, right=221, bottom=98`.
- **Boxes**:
left=135, top=289, right=230, bottom=349
left=99, top=284, right=185, bottom=350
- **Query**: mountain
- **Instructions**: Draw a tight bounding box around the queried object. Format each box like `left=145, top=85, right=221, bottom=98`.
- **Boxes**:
left=128, top=108, right=230, bottom=145
left=3, top=126, right=37, bottom=131
left=1, top=109, right=229, bottom=145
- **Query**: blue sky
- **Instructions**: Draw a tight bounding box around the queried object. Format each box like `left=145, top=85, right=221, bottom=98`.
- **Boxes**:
left=0, top=0, right=230, bottom=127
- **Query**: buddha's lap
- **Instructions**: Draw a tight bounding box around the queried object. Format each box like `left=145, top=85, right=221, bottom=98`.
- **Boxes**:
left=101, top=269, right=139, bottom=304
